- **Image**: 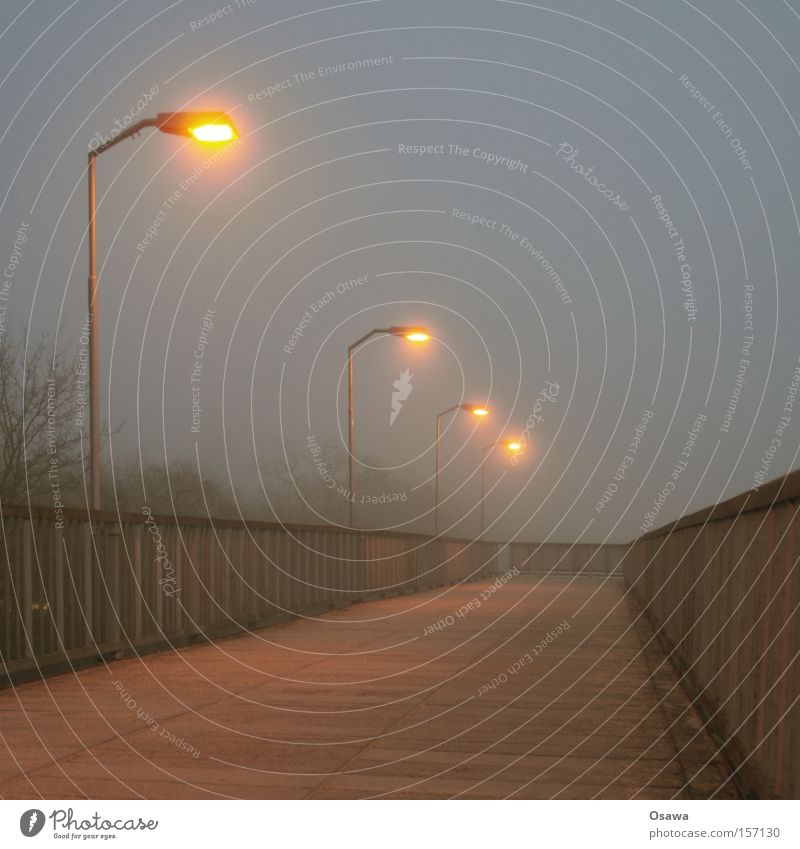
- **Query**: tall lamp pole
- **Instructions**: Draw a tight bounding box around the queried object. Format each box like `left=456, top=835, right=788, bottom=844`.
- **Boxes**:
left=480, top=439, right=522, bottom=540
left=347, top=326, right=429, bottom=528
left=434, top=403, right=489, bottom=537
left=86, top=111, right=237, bottom=509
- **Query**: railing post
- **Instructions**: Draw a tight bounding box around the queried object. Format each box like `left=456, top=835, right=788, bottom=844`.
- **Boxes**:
left=109, top=525, right=121, bottom=643
left=175, top=526, right=184, bottom=633
left=54, top=523, right=65, bottom=646
left=82, top=521, right=94, bottom=647
left=154, top=524, right=164, bottom=636
left=496, top=542, right=510, bottom=577
left=772, top=506, right=795, bottom=797
left=132, top=523, right=143, bottom=639
left=23, top=520, right=33, bottom=658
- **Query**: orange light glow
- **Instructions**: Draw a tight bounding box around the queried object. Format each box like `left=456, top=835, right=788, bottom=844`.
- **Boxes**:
left=471, top=407, right=489, bottom=417
left=405, top=332, right=430, bottom=342
left=189, top=123, right=236, bottom=143
left=506, top=441, right=522, bottom=451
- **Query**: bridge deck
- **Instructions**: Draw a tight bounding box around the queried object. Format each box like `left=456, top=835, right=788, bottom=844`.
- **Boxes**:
left=0, top=577, right=738, bottom=799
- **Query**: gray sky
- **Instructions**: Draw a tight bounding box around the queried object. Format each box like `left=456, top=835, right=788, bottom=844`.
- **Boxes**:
left=2, top=0, right=799, bottom=542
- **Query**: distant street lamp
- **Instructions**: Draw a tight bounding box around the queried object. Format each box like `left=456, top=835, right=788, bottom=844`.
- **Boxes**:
left=435, top=404, right=489, bottom=536
left=86, top=111, right=238, bottom=510
left=347, top=326, right=429, bottom=528
left=480, top=439, right=522, bottom=540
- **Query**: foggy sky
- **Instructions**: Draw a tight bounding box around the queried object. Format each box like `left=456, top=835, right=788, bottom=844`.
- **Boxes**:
left=2, top=0, right=799, bottom=542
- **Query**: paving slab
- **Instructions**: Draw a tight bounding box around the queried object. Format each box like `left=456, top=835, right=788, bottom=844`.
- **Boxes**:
left=0, top=577, right=739, bottom=799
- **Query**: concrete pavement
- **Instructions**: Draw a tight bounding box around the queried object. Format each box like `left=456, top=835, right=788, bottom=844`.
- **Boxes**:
left=0, top=577, right=739, bottom=799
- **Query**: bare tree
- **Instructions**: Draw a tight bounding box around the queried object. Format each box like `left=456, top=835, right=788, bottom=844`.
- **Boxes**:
left=104, top=455, right=232, bottom=518
left=0, top=333, right=418, bottom=526
left=259, top=437, right=419, bottom=529
left=0, top=333, right=85, bottom=506
left=258, top=438, right=337, bottom=524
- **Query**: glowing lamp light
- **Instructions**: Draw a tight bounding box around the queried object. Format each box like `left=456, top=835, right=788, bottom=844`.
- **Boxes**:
left=189, top=123, right=235, bottom=142
left=470, top=406, right=489, bottom=417
left=156, top=111, right=238, bottom=143
left=507, top=441, right=522, bottom=451
left=389, top=326, right=430, bottom=342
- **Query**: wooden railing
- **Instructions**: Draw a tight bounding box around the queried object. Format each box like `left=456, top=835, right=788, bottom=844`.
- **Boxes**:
left=624, top=470, right=800, bottom=799
left=0, top=504, right=500, bottom=684
left=10, top=484, right=795, bottom=799
left=509, top=541, right=630, bottom=577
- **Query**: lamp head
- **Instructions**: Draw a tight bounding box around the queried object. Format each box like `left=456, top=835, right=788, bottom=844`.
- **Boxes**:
left=463, top=404, right=489, bottom=417
left=389, top=326, right=430, bottom=342
left=156, top=111, right=237, bottom=143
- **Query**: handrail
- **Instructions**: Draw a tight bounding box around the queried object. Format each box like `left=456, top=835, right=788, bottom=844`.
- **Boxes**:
left=639, top=467, right=800, bottom=539
left=0, top=502, right=483, bottom=544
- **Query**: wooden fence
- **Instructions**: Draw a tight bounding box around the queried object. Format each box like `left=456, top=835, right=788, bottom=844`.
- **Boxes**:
left=624, top=471, right=800, bottom=799
left=8, top=485, right=797, bottom=799
left=1, top=505, right=499, bottom=684
left=509, top=541, right=631, bottom=577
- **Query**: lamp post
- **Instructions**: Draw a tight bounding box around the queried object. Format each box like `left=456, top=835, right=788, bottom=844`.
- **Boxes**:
left=347, top=326, right=429, bottom=528
left=86, top=111, right=237, bottom=510
left=480, top=439, right=522, bottom=540
left=434, top=403, right=489, bottom=537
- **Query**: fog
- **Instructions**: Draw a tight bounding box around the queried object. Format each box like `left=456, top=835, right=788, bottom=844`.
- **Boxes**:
left=2, top=0, right=799, bottom=542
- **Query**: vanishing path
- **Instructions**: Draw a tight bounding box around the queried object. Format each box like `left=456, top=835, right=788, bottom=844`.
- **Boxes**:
left=0, top=577, right=738, bottom=799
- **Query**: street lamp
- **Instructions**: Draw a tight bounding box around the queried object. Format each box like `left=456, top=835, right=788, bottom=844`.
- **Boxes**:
left=480, top=439, right=522, bottom=540
left=347, top=326, right=429, bottom=528
left=86, top=111, right=238, bottom=510
left=435, top=403, right=489, bottom=536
